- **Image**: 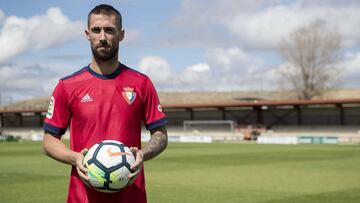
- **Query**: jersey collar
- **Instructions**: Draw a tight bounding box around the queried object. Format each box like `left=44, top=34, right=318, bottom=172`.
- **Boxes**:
left=87, top=63, right=122, bottom=79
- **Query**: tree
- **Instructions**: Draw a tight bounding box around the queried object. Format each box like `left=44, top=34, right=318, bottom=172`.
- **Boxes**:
left=278, top=21, right=341, bottom=100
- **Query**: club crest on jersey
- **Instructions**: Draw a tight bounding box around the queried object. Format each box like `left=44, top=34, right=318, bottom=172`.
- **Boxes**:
left=122, top=87, right=136, bottom=105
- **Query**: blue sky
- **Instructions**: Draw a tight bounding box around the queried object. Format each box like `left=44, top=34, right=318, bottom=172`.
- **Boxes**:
left=1, top=0, right=360, bottom=102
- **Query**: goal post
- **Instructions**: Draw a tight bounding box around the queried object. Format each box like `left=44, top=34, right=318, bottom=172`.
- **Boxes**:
left=183, top=120, right=237, bottom=133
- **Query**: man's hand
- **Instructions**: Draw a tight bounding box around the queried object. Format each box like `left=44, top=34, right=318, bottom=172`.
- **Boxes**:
left=126, top=126, right=168, bottom=187
left=127, top=147, right=144, bottom=186
left=75, top=148, right=90, bottom=187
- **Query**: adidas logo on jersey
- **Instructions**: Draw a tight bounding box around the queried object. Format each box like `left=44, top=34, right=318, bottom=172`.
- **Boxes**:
left=81, top=94, right=93, bottom=103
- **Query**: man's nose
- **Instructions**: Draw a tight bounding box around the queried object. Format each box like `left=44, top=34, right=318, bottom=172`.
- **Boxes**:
left=99, top=30, right=106, bottom=41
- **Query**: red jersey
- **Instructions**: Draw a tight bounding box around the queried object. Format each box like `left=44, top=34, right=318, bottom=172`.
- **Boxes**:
left=44, top=63, right=167, bottom=203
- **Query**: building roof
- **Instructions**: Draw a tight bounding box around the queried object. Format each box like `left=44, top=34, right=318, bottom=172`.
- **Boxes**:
left=1, top=98, right=360, bottom=113
left=163, top=98, right=360, bottom=109
left=1, top=89, right=360, bottom=113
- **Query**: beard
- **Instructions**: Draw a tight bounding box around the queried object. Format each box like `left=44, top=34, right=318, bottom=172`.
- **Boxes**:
left=91, top=41, right=119, bottom=61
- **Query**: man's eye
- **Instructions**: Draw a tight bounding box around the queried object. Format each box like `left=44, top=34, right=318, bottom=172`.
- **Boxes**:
left=91, top=28, right=101, bottom=33
left=104, top=28, right=115, bottom=34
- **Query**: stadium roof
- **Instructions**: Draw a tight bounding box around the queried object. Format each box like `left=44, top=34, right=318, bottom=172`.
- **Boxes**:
left=1, top=89, right=360, bottom=113
left=164, top=98, right=360, bottom=108
left=1, top=98, right=360, bottom=113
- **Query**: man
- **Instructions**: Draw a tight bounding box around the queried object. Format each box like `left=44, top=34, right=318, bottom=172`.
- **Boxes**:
left=42, top=4, right=168, bottom=203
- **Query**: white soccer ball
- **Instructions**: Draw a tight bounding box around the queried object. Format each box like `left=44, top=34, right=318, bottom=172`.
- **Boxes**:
left=83, top=140, right=135, bottom=192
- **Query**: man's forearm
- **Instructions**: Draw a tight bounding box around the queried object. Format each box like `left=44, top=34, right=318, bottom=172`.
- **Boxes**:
left=42, top=133, right=80, bottom=166
left=141, top=126, right=168, bottom=161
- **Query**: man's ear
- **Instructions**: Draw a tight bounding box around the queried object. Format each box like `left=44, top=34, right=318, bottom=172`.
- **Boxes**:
left=119, top=29, right=125, bottom=42
left=85, top=29, right=90, bottom=41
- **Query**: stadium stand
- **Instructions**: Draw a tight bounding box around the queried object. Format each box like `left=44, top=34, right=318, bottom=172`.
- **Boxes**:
left=1, top=92, right=360, bottom=143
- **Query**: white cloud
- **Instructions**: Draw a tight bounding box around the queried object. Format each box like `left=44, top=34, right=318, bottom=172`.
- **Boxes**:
left=299, top=0, right=360, bottom=7
left=180, top=63, right=210, bottom=84
left=339, top=52, right=360, bottom=87
left=227, top=4, right=360, bottom=49
left=206, top=47, right=250, bottom=74
left=169, top=0, right=360, bottom=49
left=0, top=7, right=84, bottom=64
left=122, top=29, right=141, bottom=45
left=0, top=60, right=81, bottom=102
left=159, top=0, right=360, bottom=90
left=138, top=56, right=177, bottom=87
left=171, top=0, right=278, bottom=28
left=204, top=47, right=277, bottom=90
left=139, top=47, right=277, bottom=91
left=0, top=63, right=59, bottom=101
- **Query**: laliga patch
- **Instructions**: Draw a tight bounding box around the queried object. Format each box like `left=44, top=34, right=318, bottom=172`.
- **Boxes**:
left=122, top=87, right=136, bottom=105
left=46, top=96, right=55, bottom=119
left=158, top=104, right=163, bottom=112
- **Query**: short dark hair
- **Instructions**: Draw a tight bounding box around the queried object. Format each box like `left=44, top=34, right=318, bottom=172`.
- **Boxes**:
left=88, top=4, right=122, bottom=28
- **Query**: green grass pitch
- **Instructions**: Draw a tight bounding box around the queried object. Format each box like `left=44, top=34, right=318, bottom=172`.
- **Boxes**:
left=0, top=141, right=359, bottom=203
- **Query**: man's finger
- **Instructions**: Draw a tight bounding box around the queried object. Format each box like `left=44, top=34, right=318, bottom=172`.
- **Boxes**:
left=129, top=147, right=138, bottom=154
left=128, top=169, right=140, bottom=179
left=131, top=149, right=143, bottom=170
left=77, top=166, right=89, bottom=181
left=131, top=160, right=140, bottom=169
left=78, top=162, right=88, bottom=174
left=77, top=148, right=88, bottom=173
left=76, top=158, right=88, bottom=174
left=127, top=177, right=136, bottom=187
left=83, top=180, right=90, bottom=188
left=81, top=148, right=88, bottom=155
left=79, top=174, right=91, bottom=188
left=127, top=169, right=140, bottom=187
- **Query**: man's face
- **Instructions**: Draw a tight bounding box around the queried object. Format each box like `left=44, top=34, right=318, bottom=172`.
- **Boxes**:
left=86, top=14, right=124, bottom=61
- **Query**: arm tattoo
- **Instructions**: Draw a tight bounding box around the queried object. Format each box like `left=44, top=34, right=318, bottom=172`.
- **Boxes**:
left=142, top=126, right=168, bottom=161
